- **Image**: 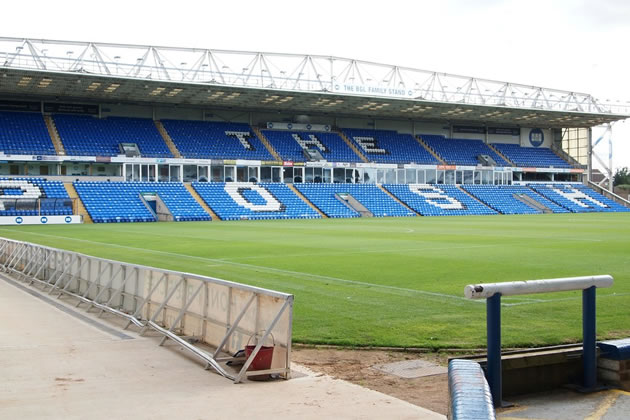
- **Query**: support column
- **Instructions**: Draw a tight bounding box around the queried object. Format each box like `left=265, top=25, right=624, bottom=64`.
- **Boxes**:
left=582, top=286, right=597, bottom=390
left=487, top=293, right=502, bottom=406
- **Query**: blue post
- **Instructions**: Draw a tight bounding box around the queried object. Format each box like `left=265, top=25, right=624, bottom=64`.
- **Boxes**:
left=582, top=286, right=597, bottom=390
left=487, top=293, right=502, bottom=406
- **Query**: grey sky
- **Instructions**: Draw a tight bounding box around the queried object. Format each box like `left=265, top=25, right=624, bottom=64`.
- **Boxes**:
left=4, top=0, right=629, bottom=169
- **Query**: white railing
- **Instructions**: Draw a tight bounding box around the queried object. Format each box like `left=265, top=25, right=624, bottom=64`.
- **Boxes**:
left=0, top=237, right=293, bottom=383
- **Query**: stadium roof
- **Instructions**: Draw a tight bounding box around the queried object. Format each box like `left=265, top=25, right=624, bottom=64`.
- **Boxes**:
left=1, top=37, right=629, bottom=128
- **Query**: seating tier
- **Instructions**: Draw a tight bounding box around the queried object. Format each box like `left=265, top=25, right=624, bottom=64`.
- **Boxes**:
left=192, top=182, right=321, bottom=221
left=0, top=111, right=56, bottom=155
left=54, top=115, right=172, bottom=157
left=295, top=183, right=415, bottom=218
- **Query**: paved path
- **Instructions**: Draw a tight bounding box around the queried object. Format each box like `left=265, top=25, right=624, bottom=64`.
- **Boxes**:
left=0, top=277, right=444, bottom=420
left=498, top=388, right=630, bottom=420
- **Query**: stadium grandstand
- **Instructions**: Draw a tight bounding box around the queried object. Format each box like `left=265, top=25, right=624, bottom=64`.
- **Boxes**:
left=0, top=37, right=629, bottom=225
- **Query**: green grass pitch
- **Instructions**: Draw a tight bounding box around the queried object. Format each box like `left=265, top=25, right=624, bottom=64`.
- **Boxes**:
left=1, top=213, right=629, bottom=349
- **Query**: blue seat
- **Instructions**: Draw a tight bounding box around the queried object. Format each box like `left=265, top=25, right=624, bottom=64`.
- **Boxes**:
left=420, top=135, right=510, bottom=166
left=0, top=111, right=56, bottom=155
left=161, top=120, right=274, bottom=160
left=492, top=143, right=571, bottom=168
left=295, top=183, right=416, bottom=218
left=54, top=115, right=172, bottom=158
left=529, top=183, right=630, bottom=213
left=192, top=182, right=321, bottom=221
left=261, top=130, right=362, bottom=162
left=74, top=181, right=212, bottom=223
left=342, top=129, right=438, bottom=164
left=384, top=184, right=497, bottom=216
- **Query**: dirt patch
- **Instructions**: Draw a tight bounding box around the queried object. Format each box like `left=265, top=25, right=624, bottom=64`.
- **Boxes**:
left=292, top=347, right=450, bottom=415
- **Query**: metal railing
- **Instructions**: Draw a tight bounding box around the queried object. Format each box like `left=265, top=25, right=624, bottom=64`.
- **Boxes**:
left=0, top=238, right=293, bottom=383
left=465, top=275, right=613, bottom=406
left=0, top=197, right=76, bottom=216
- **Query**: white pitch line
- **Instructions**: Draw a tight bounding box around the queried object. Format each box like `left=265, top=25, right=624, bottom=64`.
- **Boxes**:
left=0, top=229, right=477, bottom=304
left=501, top=292, right=630, bottom=307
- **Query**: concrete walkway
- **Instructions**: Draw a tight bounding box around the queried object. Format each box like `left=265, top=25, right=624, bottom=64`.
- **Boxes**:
left=498, top=388, right=630, bottom=420
left=0, top=277, right=444, bottom=420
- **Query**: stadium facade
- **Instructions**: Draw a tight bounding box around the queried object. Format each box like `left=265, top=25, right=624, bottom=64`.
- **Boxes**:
left=0, top=37, right=628, bottom=224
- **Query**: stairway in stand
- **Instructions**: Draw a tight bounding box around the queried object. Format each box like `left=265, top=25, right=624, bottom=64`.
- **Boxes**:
left=155, top=121, right=182, bottom=158
left=64, top=183, right=92, bottom=223
left=252, top=127, right=282, bottom=162
left=338, top=131, right=369, bottom=163
left=184, top=183, right=220, bottom=220
left=415, top=135, right=446, bottom=165
left=287, top=184, right=327, bottom=218
left=44, top=115, right=66, bottom=156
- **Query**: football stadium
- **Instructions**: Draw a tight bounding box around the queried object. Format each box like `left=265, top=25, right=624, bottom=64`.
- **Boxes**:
left=1, top=37, right=630, bottom=418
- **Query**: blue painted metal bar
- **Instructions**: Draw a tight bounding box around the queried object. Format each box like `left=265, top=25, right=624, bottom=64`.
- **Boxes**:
left=582, top=286, right=597, bottom=389
left=487, top=293, right=502, bottom=406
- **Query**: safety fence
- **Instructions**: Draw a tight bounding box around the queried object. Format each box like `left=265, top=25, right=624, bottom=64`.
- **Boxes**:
left=0, top=237, right=293, bottom=383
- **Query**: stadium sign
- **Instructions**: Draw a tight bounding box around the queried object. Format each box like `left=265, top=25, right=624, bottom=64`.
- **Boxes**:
left=266, top=122, right=331, bottom=132
left=529, top=128, right=544, bottom=147
left=332, top=83, right=414, bottom=98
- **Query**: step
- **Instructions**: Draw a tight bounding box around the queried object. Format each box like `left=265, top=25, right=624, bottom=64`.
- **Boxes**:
left=377, top=185, right=420, bottom=216
left=44, top=115, right=66, bottom=156
left=251, top=127, right=282, bottom=162
left=184, top=183, right=219, bottom=220
left=415, top=136, right=445, bottom=165
left=338, top=131, right=369, bottom=163
left=64, top=183, right=92, bottom=223
left=287, top=184, right=327, bottom=218
left=486, top=143, right=514, bottom=167
left=155, top=121, right=182, bottom=158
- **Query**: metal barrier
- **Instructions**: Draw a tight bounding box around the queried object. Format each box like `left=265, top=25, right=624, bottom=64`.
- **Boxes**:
left=448, top=359, right=496, bottom=420
left=0, top=238, right=293, bottom=383
left=465, top=275, right=613, bottom=406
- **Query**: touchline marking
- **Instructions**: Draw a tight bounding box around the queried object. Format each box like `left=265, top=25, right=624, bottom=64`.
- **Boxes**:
left=501, top=292, right=630, bottom=307
left=226, top=244, right=500, bottom=261
left=0, top=230, right=477, bottom=304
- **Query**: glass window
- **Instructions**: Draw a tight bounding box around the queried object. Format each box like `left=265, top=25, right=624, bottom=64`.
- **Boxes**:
left=225, top=166, right=235, bottom=182
left=437, top=170, right=445, bottom=184
left=283, top=167, right=293, bottom=183
left=159, top=164, right=169, bottom=182
left=183, top=165, right=196, bottom=182
left=377, top=169, right=385, bottom=184
left=272, top=167, right=282, bottom=183
left=236, top=167, right=247, bottom=182
left=323, top=168, right=331, bottom=183
left=426, top=169, right=436, bottom=184
left=397, top=169, right=405, bottom=184
left=313, top=168, right=323, bottom=183
left=125, top=164, right=133, bottom=181
left=405, top=168, right=417, bottom=184
left=305, top=168, right=314, bottom=183
left=169, top=165, right=181, bottom=182
left=333, top=168, right=345, bottom=183
left=198, top=165, right=208, bottom=182
left=212, top=165, right=224, bottom=182
left=261, top=167, right=272, bottom=182
left=363, top=168, right=376, bottom=184
left=474, top=171, right=481, bottom=184
left=417, top=170, right=425, bottom=184
left=248, top=167, right=258, bottom=183
left=385, top=169, right=396, bottom=184
left=293, top=167, right=303, bottom=183
left=455, top=170, right=463, bottom=185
